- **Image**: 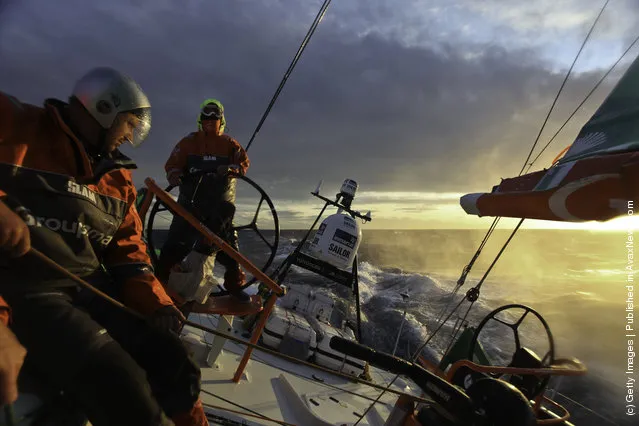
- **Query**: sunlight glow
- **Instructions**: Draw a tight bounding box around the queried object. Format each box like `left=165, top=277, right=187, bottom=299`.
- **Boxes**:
left=145, top=191, right=639, bottom=231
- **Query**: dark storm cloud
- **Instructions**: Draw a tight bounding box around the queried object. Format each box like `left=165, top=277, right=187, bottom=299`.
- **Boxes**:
left=1, top=0, right=636, bottom=206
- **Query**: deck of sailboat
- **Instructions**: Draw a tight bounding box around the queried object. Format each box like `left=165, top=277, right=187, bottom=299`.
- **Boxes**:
left=183, top=312, right=424, bottom=426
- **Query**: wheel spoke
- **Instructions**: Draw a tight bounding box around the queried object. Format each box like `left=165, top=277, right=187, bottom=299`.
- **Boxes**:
left=468, top=304, right=556, bottom=400
left=142, top=174, right=280, bottom=287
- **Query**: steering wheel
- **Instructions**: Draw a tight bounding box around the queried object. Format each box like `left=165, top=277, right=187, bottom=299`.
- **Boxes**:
left=467, top=304, right=555, bottom=400
left=144, top=172, right=280, bottom=288
left=328, top=335, right=536, bottom=426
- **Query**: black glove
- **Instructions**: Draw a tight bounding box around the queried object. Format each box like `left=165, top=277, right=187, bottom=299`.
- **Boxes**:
left=148, top=305, right=186, bottom=335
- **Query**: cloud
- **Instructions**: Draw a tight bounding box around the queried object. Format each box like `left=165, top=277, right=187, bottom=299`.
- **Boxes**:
left=2, top=0, right=638, bottom=228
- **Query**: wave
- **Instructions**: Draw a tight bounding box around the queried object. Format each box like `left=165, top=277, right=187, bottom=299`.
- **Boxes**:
left=261, top=233, right=632, bottom=425
left=150, top=228, right=630, bottom=425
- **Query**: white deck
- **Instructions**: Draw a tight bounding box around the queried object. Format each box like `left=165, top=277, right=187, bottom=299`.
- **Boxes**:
left=183, top=313, right=425, bottom=426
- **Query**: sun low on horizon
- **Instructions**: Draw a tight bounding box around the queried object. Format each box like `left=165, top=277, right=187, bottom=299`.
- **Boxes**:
left=227, top=190, right=639, bottom=231
left=6, top=0, right=636, bottom=235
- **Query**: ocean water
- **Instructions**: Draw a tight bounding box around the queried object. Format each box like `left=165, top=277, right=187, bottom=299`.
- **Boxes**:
left=151, top=227, right=635, bottom=425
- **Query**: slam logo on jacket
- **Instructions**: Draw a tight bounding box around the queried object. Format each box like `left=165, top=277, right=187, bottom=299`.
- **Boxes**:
left=16, top=207, right=113, bottom=247
left=66, top=181, right=98, bottom=204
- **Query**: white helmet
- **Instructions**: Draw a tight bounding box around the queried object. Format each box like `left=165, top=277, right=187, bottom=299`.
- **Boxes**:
left=71, top=67, right=151, bottom=147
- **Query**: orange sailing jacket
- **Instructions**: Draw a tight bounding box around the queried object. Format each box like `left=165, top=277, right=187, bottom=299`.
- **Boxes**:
left=0, top=92, right=174, bottom=324
left=165, top=131, right=249, bottom=182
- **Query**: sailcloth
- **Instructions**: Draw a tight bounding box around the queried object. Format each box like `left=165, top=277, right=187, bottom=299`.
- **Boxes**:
left=461, top=55, right=639, bottom=222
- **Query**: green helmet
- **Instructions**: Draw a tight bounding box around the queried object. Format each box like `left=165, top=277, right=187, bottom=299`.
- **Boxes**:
left=71, top=67, right=151, bottom=147
left=197, top=98, right=226, bottom=133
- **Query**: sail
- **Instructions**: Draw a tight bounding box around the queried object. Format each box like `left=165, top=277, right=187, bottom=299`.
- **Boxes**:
left=460, top=54, right=639, bottom=222
left=557, top=54, right=639, bottom=165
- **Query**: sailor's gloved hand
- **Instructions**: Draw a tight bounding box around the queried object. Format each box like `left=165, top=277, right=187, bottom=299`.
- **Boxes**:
left=0, top=321, right=26, bottom=405
left=216, top=165, right=231, bottom=176
left=0, top=199, right=31, bottom=258
left=167, top=173, right=182, bottom=187
left=148, top=305, right=186, bottom=335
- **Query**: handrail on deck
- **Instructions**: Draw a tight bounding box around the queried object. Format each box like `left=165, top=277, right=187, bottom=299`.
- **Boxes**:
left=142, top=178, right=285, bottom=382
left=445, top=358, right=587, bottom=382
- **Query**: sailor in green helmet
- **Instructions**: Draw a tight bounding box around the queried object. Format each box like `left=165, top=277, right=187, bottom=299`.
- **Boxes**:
left=158, top=99, right=250, bottom=304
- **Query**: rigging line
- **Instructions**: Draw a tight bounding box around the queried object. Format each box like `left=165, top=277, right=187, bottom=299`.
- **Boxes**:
left=458, top=0, right=609, bottom=299
left=28, top=219, right=447, bottom=422
left=248, top=348, right=404, bottom=405
left=518, top=0, right=610, bottom=177
left=440, top=218, right=524, bottom=358
left=439, top=212, right=501, bottom=324
left=355, top=219, right=524, bottom=426
left=353, top=295, right=468, bottom=426
left=31, top=241, right=436, bottom=405
left=443, top=225, right=531, bottom=385
left=201, top=390, right=296, bottom=426
left=474, top=217, right=500, bottom=255
left=469, top=218, right=524, bottom=292
left=440, top=316, right=462, bottom=357
left=355, top=221, right=524, bottom=425
left=450, top=0, right=610, bottom=302
left=436, top=215, right=500, bottom=325
left=183, top=317, right=436, bottom=404
left=458, top=1, right=609, bottom=302
left=441, top=311, right=470, bottom=356
left=245, top=0, right=333, bottom=152
left=204, top=409, right=293, bottom=426
left=552, top=392, right=620, bottom=425
left=202, top=315, right=398, bottom=405
left=204, top=314, right=380, bottom=401
left=456, top=216, right=499, bottom=288
left=459, top=214, right=500, bottom=276
left=527, top=32, right=639, bottom=171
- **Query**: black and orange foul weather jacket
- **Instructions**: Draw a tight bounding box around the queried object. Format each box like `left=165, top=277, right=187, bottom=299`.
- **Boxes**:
left=0, top=92, right=174, bottom=325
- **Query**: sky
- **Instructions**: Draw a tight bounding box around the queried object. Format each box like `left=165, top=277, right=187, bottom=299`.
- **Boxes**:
left=2, top=0, right=639, bottom=230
